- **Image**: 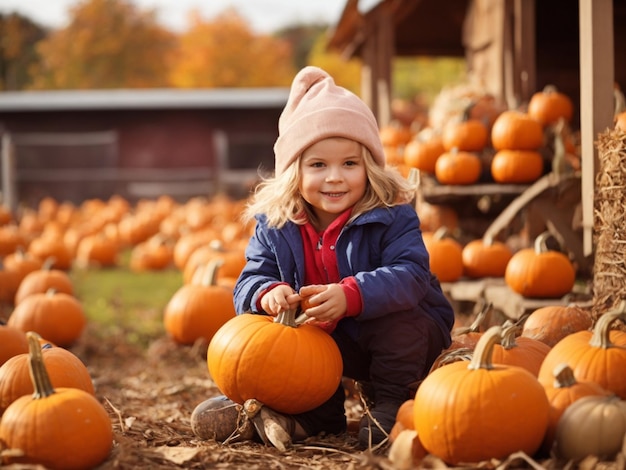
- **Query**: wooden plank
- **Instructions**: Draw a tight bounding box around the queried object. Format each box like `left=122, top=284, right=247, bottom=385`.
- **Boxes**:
left=579, top=0, right=614, bottom=256
left=484, top=284, right=570, bottom=320
left=441, top=278, right=506, bottom=303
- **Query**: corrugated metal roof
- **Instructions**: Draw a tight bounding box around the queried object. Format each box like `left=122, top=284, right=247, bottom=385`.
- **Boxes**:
left=0, top=88, right=290, bottom=111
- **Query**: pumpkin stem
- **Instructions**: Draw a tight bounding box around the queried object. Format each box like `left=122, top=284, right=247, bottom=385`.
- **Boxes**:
left=534, top=231, right=553, bottom=254
left=274, top=309, right=299, bottom=328
left=26, top=331, right=56, bottom=399
left=433, top=226, right=449, bottom=241
left=589, top=299, right=626, bottom=349
left=43, top=256, right=57, bottom=270
left=500, top=323, right=521, bottom=350
left=192, top=259, right=224, bottom=286
left=453, top=301, right=492, bottom=335
left=468, top=325, right=502, bottom=371
left=552, top=363, right=577, bottom=389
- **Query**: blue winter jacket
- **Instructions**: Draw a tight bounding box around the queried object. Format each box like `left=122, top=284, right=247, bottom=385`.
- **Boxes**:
left=233, top=203, right=454, bottom=341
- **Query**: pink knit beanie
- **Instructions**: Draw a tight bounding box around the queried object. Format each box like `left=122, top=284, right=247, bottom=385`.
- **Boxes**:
left=273, top=66, right=385, bottom=175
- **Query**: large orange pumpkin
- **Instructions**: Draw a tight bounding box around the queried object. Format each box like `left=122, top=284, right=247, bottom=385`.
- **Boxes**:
left=0, top=341, right=95, bottom=415
left=14, top=260, right=74, bottom=305
left=504, top=231, right=576, bottom=298
left=0, top=332, right=111, bottom=470
left=414, top=326, right=549, bottom=464
left=537, top=300, right=626, bottom=399
left=207, top=309, right=343, bottom=414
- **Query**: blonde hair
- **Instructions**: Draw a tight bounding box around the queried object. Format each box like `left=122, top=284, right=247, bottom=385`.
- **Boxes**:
left=242, top=144, right=417, bottom=228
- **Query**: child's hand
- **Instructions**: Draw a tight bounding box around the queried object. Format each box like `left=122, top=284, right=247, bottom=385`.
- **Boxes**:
left=299, top=284, right=347, bottom=323
left=261, top=284, right=300, bottom=316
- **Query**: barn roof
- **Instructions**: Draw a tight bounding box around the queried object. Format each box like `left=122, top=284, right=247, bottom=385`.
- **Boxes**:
left=0, top=88, right=290, bottom=112
left=327, top=0, right=471, bottom=58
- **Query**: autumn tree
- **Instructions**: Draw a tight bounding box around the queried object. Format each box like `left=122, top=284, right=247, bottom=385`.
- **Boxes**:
left=0, top=13, right=47, bottom=90
left=169, top=9, right=295, bottom=88
left=29, top=0, right=176, bottom=89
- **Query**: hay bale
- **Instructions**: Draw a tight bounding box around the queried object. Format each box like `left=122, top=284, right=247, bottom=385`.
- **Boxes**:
left=593, top=129, right=626, bottom=318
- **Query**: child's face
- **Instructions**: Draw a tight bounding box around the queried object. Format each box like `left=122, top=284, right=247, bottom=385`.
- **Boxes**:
left=299, top=137, right=367, bottom=230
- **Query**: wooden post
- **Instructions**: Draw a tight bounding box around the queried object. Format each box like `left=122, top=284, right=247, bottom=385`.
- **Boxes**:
left=1, top=132, right=17, bottom=212
left=579, top=0, right=614, bottom=256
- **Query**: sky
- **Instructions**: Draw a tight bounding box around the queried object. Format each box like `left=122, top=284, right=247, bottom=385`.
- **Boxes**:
left=0, top=0, right=348, bottom=34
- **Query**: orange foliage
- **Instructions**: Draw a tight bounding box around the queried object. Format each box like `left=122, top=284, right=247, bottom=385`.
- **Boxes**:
left=169, top=9, right=295, bottom=88
left=30, top=0, right=176, bottom=89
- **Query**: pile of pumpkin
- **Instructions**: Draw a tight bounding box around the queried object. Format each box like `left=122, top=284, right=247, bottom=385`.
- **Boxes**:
left=0, top=192, right=253, bottom=468
left=0, top=262, right=112, bottom=469
left=382, top=84, right=580, bottom=186
left=386, top=299, right=626, bottom=468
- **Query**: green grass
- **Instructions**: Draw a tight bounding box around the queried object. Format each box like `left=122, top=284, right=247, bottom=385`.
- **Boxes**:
left=69, top=251, right=184, bottom=348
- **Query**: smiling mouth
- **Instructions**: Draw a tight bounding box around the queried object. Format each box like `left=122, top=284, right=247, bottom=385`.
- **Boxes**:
left=322, top=192, right=345, bottom=198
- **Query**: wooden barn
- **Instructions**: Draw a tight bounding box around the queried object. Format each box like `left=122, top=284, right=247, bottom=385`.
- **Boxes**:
left=0, top=88, right=289, bottom=208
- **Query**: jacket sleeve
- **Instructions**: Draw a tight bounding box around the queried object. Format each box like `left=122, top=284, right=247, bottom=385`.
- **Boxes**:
left=233, top=218, right=300, bottom=315
left=352, top=205, right=446, bottom=324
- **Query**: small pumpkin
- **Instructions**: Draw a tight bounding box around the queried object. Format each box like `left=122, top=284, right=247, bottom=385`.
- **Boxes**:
left=442, top=117, right=489, bottom=152
left=414, top=326, right=550, bottom=465
left=14, top=258, right=74, bottom=305
left=75, top=232, right=119, bottom=268
left=0, top=332, right=111, bottom=469
left=527, top=85, right=574, bottom=126
left=491, top=110, right=544, bottom=151
left=434, top=148, right=482, bottom=185
left=461, top=235, right=513, bottom=279
left=423, top=227, right=464, bottom=283
left=521, top=305, right=592, bottom=347
left=537, top=300, right=626, bottom=399
left=8, top=289, right=86, bottom=347
left=504, top=231, right=576, bottom=298
left=555, top=395, right=626, bottom=462
left=207, top=309, right=343, bottom=414
left=163, top=260, right=236, bottom=345
left=490, top=149, right=544, bottom=184
left=183, top=240, right=246, bottom=285
left=541, top=363, right=611, bottom=456
left=403, top=132, right=445, bottom=174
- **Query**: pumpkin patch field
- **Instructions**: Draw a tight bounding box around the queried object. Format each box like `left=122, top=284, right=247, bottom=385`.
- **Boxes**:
left=1, top=193, right=626, bottom=470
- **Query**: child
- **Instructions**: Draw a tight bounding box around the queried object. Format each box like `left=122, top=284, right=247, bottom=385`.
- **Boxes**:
left=198, top=66, right=454, bottom=450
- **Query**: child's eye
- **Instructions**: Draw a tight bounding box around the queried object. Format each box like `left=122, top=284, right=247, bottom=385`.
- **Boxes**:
left=344, top=160, right=359, bottom=166
left=311, top=161, right=325, bottom=168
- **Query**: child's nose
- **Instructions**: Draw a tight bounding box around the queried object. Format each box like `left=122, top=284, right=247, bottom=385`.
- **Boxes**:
left=325, top=166, right=343, bottom=181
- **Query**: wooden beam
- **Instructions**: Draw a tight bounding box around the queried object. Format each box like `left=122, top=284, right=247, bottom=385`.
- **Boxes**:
left=579, top=0, right=614, bottom=256
left=513, top=0, right=536, bottom=104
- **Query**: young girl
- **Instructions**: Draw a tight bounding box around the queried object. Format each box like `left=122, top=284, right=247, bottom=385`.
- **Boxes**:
left=200, top=66, right=454, bottom=450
